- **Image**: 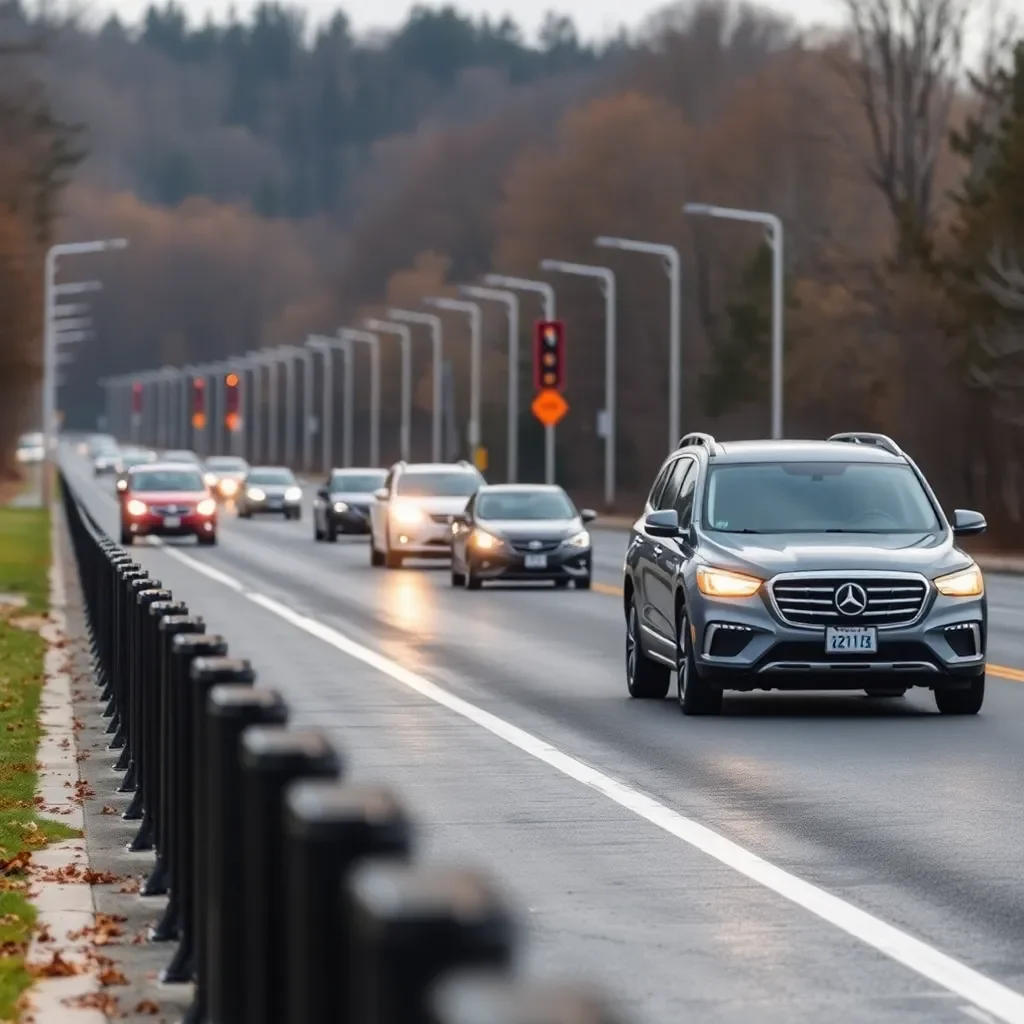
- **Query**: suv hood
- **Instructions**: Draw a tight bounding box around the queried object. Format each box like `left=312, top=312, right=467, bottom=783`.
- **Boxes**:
left=702, top=530, right=970, bottom=580
left=248, top=483, right=296, bottom=495
left=129, top=492, right=206, bottom=506
left=482, top=517, right=581, bottom=540
left=330, top=490, right=375, bottom=504
left=393, top=495, right=471, bottom=514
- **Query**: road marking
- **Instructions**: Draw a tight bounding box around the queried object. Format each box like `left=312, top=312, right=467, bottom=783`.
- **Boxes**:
left=588, top=581, right=1024, bottom=684
left=154, top=540, right=1024, bottom=1023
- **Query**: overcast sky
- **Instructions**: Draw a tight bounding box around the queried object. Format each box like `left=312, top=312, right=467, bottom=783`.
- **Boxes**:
left=97, top=0, right=845, bottom=39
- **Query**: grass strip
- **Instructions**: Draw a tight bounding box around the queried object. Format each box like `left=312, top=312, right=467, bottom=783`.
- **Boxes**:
left=0, top=507, right=78, bottom=1017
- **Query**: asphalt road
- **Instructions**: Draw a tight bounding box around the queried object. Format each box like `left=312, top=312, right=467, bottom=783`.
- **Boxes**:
left=64, top=453, right=1024, bottom=1024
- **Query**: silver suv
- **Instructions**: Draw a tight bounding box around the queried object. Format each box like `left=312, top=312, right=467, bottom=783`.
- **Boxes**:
left=622, top=432, right=988, bottom=716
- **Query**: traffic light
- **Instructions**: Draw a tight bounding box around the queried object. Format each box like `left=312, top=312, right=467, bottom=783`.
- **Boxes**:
left=131, top=381, right=142, bottom=415
left=224, top=372, right=240, bottom=432
left=533, top=319, right=565, bottom=392
left=192, top=377, right=206, bottom=430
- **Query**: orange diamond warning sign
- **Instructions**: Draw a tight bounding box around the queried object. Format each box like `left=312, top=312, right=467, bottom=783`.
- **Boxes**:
left=531, top=388, right=568, bottom=427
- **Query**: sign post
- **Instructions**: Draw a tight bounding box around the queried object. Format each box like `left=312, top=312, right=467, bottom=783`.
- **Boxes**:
left=192, top=377, right=206, bottom=453
left=131, top=381, right=143, bottom=444
left=531, top=320, right=567, bottom=481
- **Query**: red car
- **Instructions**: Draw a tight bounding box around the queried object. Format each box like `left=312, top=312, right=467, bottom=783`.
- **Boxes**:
left=120, top=462, right=218, bottom=546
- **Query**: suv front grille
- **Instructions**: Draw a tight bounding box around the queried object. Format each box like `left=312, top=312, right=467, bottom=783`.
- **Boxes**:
left=150, top=504, right=193, bottom=515
left=510, top=539, right=561, bottom=553
left=771, top=576, right=927, bottom=628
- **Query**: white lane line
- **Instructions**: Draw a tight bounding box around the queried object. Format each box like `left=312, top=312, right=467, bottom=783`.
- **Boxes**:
left=147, top=541, right=1024, bottom=1024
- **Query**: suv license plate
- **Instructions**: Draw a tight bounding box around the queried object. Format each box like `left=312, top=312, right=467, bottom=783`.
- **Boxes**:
left=163, top=516, right=181, bottom=528
left=825, top=626, right=877, bottom=653
left=524, top=554, right=547, bottom=569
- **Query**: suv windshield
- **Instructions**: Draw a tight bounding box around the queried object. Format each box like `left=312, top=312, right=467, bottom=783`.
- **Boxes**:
left=704, top=462, right=941, bottom=534
left=163, top=451, right=200, bottom=464
left=120, top=452, right=154, bottom=467
left=397, top=472, right=480, bottom=497
left=131, top=469, right=206, bottom=493
left=477, top=491, right=575, bottom=520
left=248, top=470, right=295, bottom=485
left=330, top=472, right=385, bottom=492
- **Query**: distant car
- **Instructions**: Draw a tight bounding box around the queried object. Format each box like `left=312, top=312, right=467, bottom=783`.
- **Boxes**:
left=237, top=466, right=302, bottom=519
left=86, top=433, right=117, bottom=457
left=92, top=439, right=121, bottom=475
left=450, top=484, right=596, bottom=590
left=119, top=463, right=217, bottom=546
left=369, top=460, right=485, bottom=568
left=160, top=449, right=204, bottom=468
left=203, top=455, right=250, bottom=501
left=313, top=468, right=387, bottom=541
left=15, top=432, right=45, bottom=464
left=115, top=449, right=158, bottom=495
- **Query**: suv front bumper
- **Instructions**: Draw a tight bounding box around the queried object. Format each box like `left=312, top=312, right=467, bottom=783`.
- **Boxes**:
left=689, top=586, right=985, bottom=691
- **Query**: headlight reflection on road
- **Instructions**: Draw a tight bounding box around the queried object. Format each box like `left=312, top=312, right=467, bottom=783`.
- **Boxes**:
left=381, top=569, right=436, bottom=638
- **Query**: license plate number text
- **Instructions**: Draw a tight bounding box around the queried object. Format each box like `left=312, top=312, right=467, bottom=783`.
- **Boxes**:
left=524, top=554, right=547, bottom=569
left=825, top=626, right=877, bottom=653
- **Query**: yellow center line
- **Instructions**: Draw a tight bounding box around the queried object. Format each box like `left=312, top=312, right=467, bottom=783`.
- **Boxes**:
left=589, top=581, right=1024, bottom=683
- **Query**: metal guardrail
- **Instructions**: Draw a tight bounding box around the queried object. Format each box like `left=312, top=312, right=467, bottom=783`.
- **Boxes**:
left=59, top=470, right=633, bottom=1024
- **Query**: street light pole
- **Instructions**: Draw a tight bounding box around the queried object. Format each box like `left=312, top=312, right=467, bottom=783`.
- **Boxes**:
left=539, top=260, right=617, bottom=508
left=42, top=238, right=127, bottom=505
left=459, top=286, right=521, bottom=482
left=385, top=309, right=444, bottom=462
left=307, top=335, right=353, bottom=473
left=340, top=328, right=381, bottom=467
left=364, top=319, right=413, bottom=461
left=423, top=297, right=482, bottom=464
left=483, top=274, right=557, bottom=483
left=595, top=236, right=681, bottom=452
left=684, top=202, right=784, bottom=438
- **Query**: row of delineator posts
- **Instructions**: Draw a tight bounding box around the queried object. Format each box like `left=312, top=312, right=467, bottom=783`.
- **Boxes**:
left=59, top=471, right=633, bottom=1024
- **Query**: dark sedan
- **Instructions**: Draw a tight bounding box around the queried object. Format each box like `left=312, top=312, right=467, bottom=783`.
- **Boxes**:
left=313, top=468, right=386, bottom=541
left=450, top=484, right=596, bottom=590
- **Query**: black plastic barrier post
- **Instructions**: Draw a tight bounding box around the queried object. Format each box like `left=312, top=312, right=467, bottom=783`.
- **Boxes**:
left=114, top=574, right=158, bottom=769
left=240, top=728, right=341, bottom=1024
left=120, top=586, right=170, bottom=797
left=347, top=864, right=515, bottom=1024
left=130, top=601, right=187, bottom=851
left=160, top=634, right=229, bottom=983
left=109, top=565, right=148, bottom=735
left=181, top=658, right=257, bottom=1024
left=206, top=687, right=288, bottom=1024
left=430, top=975, right=635, bottom=1024
left=146, top=614, right=205, bottom=908
left=284, top=782, right=412, bottom=1024
left=99, top=551, right=132, bottom=700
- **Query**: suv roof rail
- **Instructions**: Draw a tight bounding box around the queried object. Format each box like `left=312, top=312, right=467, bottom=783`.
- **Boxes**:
left=677, top=432, right=720, bottom=454
left=827, top=432, right=904, bottom=457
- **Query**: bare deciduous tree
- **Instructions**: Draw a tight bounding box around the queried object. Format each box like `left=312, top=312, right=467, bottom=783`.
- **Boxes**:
left=838, top=0, right=967, bottom=259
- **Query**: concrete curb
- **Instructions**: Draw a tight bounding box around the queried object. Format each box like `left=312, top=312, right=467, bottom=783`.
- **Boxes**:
left=21, top=509, right=104, bottom=1023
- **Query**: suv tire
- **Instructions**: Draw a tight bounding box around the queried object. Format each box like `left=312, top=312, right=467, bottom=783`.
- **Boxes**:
left=677, top=609, right=723, bottom=715
left=935, top=678, right=984, bottom=715
left=625, top=599, right=670, bottom=699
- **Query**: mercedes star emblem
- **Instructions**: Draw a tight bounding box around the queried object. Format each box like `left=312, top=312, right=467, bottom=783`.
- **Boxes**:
left=834, top=582, right=868, bottom=616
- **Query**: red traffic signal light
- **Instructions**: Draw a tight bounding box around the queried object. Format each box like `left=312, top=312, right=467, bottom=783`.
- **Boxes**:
left=533, top=319, right=565, bottom=392
left=225, top=372, right=240, bottom=430
left=192, top=377, right=206, bottom=429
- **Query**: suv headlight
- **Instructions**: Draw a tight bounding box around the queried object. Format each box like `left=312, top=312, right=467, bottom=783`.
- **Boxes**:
left=333, top=501, right=348, bottom=513
left=392, top=503, right=425, bottom=525
left=285, top=487, right=302, bottom=501
left=220, top=479, right=238, bottom=496
left=196, top=498, right=217, bottom=516
left=247, top=487, right=265, bottom=501
left=566, top=530, right=590, bottom=548
left=471, top=529, right=502, bottom=549
left=696, top=566, right=762, bottom=598
left=204, top=472, right=218, bottom=487
left=935, top=564, right=983, bottom=597
left=126, top=499, right=147, bottom=516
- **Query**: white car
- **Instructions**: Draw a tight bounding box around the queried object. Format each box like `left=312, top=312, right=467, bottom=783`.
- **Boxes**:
left=15, top=432, right=44, bottom=464
left=369, top=461, right=484, bottom=569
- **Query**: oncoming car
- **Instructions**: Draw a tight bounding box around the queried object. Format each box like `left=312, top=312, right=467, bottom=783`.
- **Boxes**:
left=120, top=463, right=217, bottom=546
left=313, top=468, right=386, bottom=540
left=203, top=456, right=250, bottom=501
left=450, top=484, right=596, bottom=589
left=115, top=448, right=158, bottom=494
left=369, top=461, right=484, bottom=568
left=237, top=467, right=302, bottom=519
left=623, top=432, right=987, bottom=716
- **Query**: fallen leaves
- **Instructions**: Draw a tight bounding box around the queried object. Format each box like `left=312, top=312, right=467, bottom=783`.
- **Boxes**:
left=0, top=851, right=31, bottom=875
left=29, top=951, right=81, bottom=977
left=67, top=913, right=125, bottom=946
left=134, top=999, right=160, bottom=1014
left=62, top=991, right=123, bottom=1016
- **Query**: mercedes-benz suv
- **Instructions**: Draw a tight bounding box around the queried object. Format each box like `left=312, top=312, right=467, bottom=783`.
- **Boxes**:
left=622, top=432, right=988, bottom=716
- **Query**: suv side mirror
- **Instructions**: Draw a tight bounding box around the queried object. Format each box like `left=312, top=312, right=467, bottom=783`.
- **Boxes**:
left=316, top=486, right=329, bottom=499
left=644, top=508, right=679, bottom=537
left=580, top=508, right=597, bottom=523
left=373, top=487, right=389, bottom=502
left=952, top=508, right=986, bottom=536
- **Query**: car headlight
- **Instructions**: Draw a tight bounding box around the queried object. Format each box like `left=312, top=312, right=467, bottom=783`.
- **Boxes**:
left=696, top=566, right=762, bottom=598
left=116, top=479, right=128, bottom=492
left=220, top=479, right=238, bottom=496
left=471, top=529, right=502, bottom=549
left=566, top=530, right=590, bottom=548
left=392, top=503, right=425, bottom=525
left=204, top=473, right=218, bottom=487
left=247, top=487, right=265, bottom=501
left=126, top=499, right=147, bottom=516
left=935, top=563, right=983, bottom=597
left=196, top=497, right=217, bottom=516
left=284, top=487, right=302, bottom=501
left=333, top=501, right=348, bottom=513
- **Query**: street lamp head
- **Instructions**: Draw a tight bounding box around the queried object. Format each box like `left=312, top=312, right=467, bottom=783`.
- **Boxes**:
left=594, top=236, right=625, bottom=249
left=683, top=202, right=716, bottom=215
left=106, top=238, right=129, bottom=250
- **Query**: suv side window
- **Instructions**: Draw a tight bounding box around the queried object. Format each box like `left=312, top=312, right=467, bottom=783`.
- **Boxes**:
left=655, top=458, right=689, bottom=510
left=647, top=462, right=672, bottom=508
left=673, top=462, right=698, bottom=527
